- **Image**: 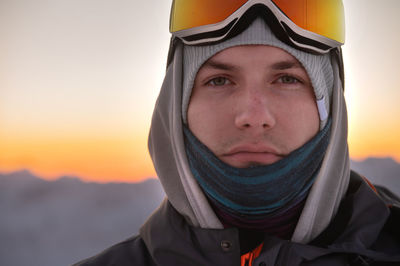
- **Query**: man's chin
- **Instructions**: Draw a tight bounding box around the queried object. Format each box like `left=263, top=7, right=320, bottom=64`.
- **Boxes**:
left=245, top=161, right=272, bottom=168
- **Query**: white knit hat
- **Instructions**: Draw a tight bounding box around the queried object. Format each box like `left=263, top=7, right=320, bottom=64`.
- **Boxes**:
left=182, top=17, right=333, bottom=129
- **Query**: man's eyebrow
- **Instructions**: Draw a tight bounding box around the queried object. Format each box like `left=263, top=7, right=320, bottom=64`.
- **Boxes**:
left=271, top=60, right=302, bottom=70
left=201, top=59, right=239, bottom=71
left=202, top=59, right=302, bottom=71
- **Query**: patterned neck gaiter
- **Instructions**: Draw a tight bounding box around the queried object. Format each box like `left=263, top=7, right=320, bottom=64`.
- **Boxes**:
left=183, top=119, right=331, bottom=237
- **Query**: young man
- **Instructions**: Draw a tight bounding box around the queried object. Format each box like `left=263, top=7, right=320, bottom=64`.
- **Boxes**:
left=76, top=1, right=400, bottom=265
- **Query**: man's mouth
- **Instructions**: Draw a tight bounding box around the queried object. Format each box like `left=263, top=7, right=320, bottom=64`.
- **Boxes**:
left=221, top=145, right=284, bottom=167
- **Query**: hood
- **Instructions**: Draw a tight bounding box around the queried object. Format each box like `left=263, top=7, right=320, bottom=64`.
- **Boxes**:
left=148, top=39, right=350, bottom=244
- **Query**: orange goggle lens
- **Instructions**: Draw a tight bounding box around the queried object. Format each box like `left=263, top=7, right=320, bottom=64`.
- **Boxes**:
left=275, top=0, right=345, bottom=43
left=170, top=0, right=247, bottom=32
left=170, top=0, right=345, bottom=44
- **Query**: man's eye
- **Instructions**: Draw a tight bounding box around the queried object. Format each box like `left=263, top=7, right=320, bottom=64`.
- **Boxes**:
left=207, top=77, right=230, bottom=86
left=279, top=75, right=299, bottom=84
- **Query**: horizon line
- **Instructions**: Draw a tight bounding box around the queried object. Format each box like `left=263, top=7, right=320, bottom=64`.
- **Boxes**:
left=1, top=155, right=399, bottom=184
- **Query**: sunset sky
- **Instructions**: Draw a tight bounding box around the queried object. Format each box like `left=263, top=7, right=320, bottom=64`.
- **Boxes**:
left=1, top=0, right=399, bottom=183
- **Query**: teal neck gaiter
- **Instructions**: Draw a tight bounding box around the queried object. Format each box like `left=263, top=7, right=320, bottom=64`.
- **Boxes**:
left=183, top=119, right=331, bottom=218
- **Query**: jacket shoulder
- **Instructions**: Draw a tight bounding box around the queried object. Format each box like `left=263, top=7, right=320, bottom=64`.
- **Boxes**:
left=72, top=235, right=156, bottom=266
left=350, top=170, right=400, bottom=208
left=370, top=204, right=400, bottom=256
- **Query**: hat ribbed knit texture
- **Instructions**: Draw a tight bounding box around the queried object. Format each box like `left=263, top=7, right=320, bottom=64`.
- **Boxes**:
left=182, top=18, right=333, bottom=129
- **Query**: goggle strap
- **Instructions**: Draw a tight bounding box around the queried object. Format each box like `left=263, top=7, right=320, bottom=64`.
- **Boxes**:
left=282, top=23, right=331, bottom=53
left=167, top=37, right=178, bottom=69
left=182, top=20, right=238, bottom=43
left=335, top=47, right=345, bottom=91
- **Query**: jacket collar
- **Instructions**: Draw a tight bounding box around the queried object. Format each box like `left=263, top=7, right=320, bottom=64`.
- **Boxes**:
left=140, top=173, right=400, bottom=264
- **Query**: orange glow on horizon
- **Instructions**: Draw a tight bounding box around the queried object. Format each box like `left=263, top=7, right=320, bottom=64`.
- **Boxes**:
left=348, top=130, right=400, bottom=163
left=0, top=133, right=156, bottom=183
left=1, top=124, right=400, bottom=183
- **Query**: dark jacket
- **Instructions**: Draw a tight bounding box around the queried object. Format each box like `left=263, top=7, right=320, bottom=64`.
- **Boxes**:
left=74, top=172, right=400, bottom=266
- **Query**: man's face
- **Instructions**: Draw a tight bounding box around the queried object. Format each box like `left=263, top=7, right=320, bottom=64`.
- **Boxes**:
left=187, top=45, right=319, bottom=168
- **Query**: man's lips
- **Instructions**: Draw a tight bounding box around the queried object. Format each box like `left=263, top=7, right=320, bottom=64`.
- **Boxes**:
left=221, top=145, right=284, bottom=166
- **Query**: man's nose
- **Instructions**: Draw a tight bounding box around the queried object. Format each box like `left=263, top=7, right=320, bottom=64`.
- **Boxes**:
left=234, top=88, right=276, bottom=130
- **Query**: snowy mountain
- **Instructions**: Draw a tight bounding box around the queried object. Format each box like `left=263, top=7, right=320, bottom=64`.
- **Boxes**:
left=0, top=170, right=165, bottom=266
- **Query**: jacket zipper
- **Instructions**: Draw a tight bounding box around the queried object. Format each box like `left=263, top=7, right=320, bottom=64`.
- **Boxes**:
left=241, top=243, right=264, bottom=266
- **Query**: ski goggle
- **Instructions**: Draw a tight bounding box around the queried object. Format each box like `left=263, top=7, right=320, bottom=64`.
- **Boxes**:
left=169, top=0, right=345, bottom=54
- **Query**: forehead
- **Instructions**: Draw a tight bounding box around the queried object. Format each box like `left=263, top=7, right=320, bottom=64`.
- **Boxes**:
left=200, top=45, right=304, bottom=72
